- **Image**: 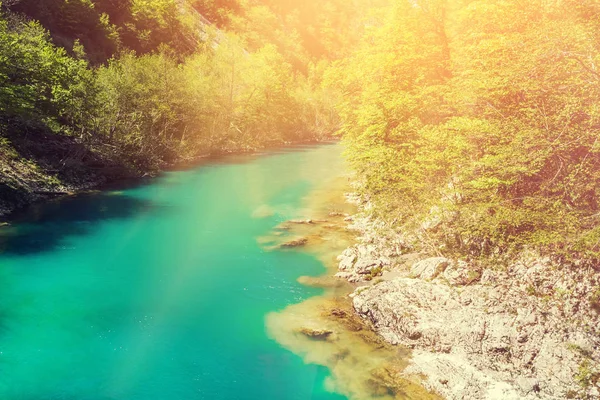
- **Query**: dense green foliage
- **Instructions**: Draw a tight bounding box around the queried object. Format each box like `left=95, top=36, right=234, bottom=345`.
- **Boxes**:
left=8, top=0, right=201, bottom=63
left=332, top=0, right=600, bottom=262
left=7, top=0, right=372, bottom=67
left=0, top=15, right=94, bottom=133
left=92, top=41, right=336, bottom=169
left=0, top=0, right=346, bottom=211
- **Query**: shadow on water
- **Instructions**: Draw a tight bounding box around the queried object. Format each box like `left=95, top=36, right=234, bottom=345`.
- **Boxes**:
left=0, top=193, right=169, bottom=257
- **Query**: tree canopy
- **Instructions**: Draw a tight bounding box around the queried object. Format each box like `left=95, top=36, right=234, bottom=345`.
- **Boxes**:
left=331, top=0, right=600, bottom=263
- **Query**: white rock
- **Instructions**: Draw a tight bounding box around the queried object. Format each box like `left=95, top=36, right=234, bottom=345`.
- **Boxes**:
left=411, top=257, right=449, bottom=281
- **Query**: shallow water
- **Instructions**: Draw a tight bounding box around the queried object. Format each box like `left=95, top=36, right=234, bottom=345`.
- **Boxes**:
left=0, top=144, right=351, bottom=400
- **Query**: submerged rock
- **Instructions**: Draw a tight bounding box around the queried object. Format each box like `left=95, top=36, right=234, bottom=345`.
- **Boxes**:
left=298, top=327, right=335, bottom=341
left=365, top=366, right=404, bottom=397
left=328, top=307, right=365, bottom=332
left=289, top=219, right=315, bottom=224
left=297, top=275, right=345, bottom=289
left=280, top=237, right=308, bottom=248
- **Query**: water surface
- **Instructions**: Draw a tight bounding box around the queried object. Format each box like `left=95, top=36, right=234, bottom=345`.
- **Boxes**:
left=0, top=144, right=349, bottom=400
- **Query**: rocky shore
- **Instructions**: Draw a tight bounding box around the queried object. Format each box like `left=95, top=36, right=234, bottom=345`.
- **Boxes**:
left=263, top=177, right=443, bottom=400
left=335, top=201, right=600, bottom=399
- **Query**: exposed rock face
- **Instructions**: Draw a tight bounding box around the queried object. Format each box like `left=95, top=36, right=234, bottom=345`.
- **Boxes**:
left=335, top=217, right=407, bottom=282
left=442, top=260, right=480, bottom=286
left=335, top=210, right=600, bottom=400
left=410, top=257, right=449, bottom=281
left=351, top=257, right=600, bottom=400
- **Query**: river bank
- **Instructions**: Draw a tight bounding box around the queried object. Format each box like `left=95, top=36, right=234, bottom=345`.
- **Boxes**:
left=0, top=139, right=335, bottom=221
left=261, top=174, right=441, bottom=399
left=335, top=199, right=600, bottom=399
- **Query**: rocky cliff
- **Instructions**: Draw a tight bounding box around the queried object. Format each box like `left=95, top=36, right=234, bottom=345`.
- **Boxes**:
left=336, top=210, right=600, bottom=399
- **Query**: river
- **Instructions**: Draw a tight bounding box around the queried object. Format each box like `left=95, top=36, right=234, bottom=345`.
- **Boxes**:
left=0, top=144, right=352, bottom=400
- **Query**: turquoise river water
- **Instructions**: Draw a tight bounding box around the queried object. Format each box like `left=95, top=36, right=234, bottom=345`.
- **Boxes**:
left=0, top=144, right=350, bottom=400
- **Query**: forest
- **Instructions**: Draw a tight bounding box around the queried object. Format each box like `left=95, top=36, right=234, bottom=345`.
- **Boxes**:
left=329, top=0, right=600, bottom=264
left=0, top=0, right=364, bottom=213
left=2, top=0, right=600, bottom=264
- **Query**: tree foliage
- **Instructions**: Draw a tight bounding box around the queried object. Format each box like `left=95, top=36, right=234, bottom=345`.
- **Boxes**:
left=332, top=0, right=600, bottom=262
left=7, top=0, right=200, bottom=63
left=0, top=1, right=341, bottom=202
